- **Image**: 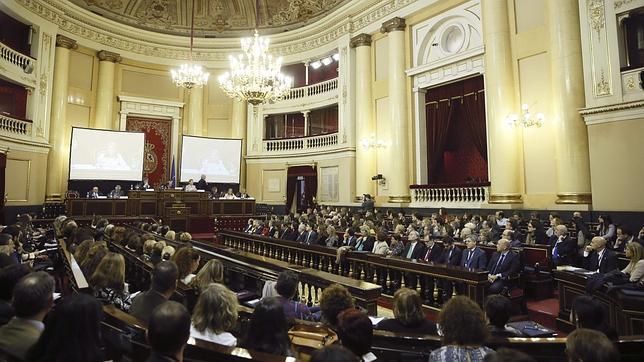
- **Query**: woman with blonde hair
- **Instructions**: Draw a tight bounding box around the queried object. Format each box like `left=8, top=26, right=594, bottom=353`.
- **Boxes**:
left=165, top=230, right=175, bottom=241
left=179, top=232, right=192, bottom=243
left=161, top=245, right=175, bottom=261
left=191, top=259, right=224, bottom=292
left=622, top=242, right=644, bottom=282
left=142, top=239, right=156, bottom=261
left=90, top=252, right=131, bottom=311
left=376, top=288, right=437, bottom=335
left=325, top=226, right=339, bottom=247
left=190, top=283, right=238, bottom=346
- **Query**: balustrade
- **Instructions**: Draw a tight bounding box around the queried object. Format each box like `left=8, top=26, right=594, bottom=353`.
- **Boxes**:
left=263, top=132, right=338, bottom=153
left=0, top=114, right=33, bottom=137
left=282, top=78, right=338, bottom=101
left=0, top=41, right=36, bottom=74
left=410, top=184, right=490, bottom=206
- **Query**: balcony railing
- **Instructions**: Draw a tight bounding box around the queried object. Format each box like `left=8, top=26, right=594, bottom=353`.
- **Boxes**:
left=0, top=114, right=33, bottom=137
left=283, top=78, right=338, bottom=101
left=263, top=132, right=338, bottom=153
left=0, top=42, right=36, bottom=75
left=410, top=183, right=490, bottom=207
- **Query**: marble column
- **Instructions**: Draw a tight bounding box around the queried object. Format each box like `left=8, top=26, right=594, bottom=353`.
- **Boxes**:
left=548, top=0, right=592, bottom=204
left=46, top=35, right=77, bottom=201
left=302, top=110, right=310, bottom=136
left=482, top=0, right=522, bottom=204
left=94, top=50, right=121, bottom=129
left=381, top=18, right=411, bottom=203
left=350, top=33, right=376, bottom=201
left=231, top=100, right=248, bottom=189
left=186, top=87, right=204, bottom=136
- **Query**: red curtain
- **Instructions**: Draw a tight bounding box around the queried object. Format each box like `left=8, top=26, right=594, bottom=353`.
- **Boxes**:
left=426, top=101, right=453, bottom=182
left=462, top=91, right=488, bottom=161
left=126, top=117, right=172, bottom=187
left=286, top=166, right=317, bottom=211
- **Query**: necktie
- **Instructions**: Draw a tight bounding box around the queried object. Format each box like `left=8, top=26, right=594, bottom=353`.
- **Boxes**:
left=356, top=239, right=363, bottom=251
left=425, top=247, right=432, bottom=261
left=492, top=253, right=506, bottom=274
left=597, top=251, right=603, bottom=272
left=406, top=243, right=415, bottom=258
left=466, top=250, right=473, bottom=267
left=448, top=249, right=453, bottom=262
left=306, top=232, right=311, bottom=244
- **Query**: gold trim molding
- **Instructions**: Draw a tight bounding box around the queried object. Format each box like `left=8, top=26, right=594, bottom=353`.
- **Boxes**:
left=55, top=35, right=77, bottom=50
left=97, top=50, right=122, bottom=63
left=388, top=195, right=411, bottom=203
left=488, top=193, right=523, bottom=204
left=579, top=99, right=644, bottom=115
left=350, top=33, right=372, bottom=48
left=381, top=17, right=406, bottom=33
left=556, top=193, right=593, bottom=204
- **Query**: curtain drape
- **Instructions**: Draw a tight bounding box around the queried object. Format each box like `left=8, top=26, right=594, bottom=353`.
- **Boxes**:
left=461, top=92, right=488, bottom=161
left=286, top=166, right=317, bottom=211
left=426, top=101, right=453, bottom=182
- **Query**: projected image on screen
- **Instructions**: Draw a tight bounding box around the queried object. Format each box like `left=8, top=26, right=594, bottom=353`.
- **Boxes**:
left=69, top=128, right=145, bottom=181
left=180, top=136, right=241, bottom=183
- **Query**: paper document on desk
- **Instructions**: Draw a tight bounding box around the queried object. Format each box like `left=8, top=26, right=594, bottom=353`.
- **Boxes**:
left=369, top=316, right=385, bottom=325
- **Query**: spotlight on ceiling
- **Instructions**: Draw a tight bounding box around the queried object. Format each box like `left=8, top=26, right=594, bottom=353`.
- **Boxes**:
left=321, top=57, right=333, bottom=66
left=310, top=61, right=322, bottom=69
left=332, top=53, right=340, bottom=61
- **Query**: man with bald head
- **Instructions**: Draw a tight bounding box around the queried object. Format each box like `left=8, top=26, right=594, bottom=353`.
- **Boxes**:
left=550, top=224, right=576, bottom=266
left=486, top=239, right=520, bottom=294
left=583, top=237, right=618, bottom=274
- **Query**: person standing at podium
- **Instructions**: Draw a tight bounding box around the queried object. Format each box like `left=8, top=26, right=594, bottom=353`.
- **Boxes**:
left=196, top=175, right=208, bottom=191
left=108, top=185, right=124, bottom=198
left=87, top=186, right=101, bottom=198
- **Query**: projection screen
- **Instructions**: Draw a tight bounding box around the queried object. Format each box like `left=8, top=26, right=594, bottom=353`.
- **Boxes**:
left=180, top=136, right=242, bottom=183
left=69, top=127, right=145, bottom=181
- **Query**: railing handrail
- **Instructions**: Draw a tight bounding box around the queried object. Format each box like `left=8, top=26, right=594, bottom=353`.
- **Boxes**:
left=0, top=41, right=36, bottom=73
left=0, top=41, right=36, bottom=61
left=0, top=113, right=33, bottom=123
left=263, top=132, right=338, bottom=152
left=263, top=131, right=338, bottom=142
left=410, top=182, right=491, bottom=189
left=0, top=113, right=34, bottom=137
left=283, top=77, right=338, bottom=101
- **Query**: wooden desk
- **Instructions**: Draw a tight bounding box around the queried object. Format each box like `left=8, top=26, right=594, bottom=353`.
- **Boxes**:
left=67, top=198, right=128, bottom=217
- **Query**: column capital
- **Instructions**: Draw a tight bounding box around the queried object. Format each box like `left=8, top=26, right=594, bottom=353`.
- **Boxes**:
left=97, top=50, right=122, bottom=63
left=350, top=33, right=372, bottom=48
left=55, top=35, right=77, bottom=49
left=380, top=17, right=406, bottom=33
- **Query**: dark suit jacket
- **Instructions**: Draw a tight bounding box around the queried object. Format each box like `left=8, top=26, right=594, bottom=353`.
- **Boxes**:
left=550, top=236, right=576, bottom=265
left=487, top=251, right=520, bottom=278
left=129, top=290, right=168, bottom=323
left=196, top=179, right=208, bottom=190
left=303, top=231, right=318, bottom=245
left=282, top=229, right=298, bottom=241
left=355, top=236, right=374, bottom=252
left=0, top=317, right=43, bottom=360
left=460, top=247, right=487, bottom=270
left=402, top=241, right=426, bottom=260
left=346, top=236, right=358, bottom=247
left=87, top=191, right=102, bottom=198
left=584, top=249, right=619, bottom=274
left=421, top=243, right=443, bottom=263
left=438, top=247, right=462, bottom=266
left=108, top=189, right=124, bottom=198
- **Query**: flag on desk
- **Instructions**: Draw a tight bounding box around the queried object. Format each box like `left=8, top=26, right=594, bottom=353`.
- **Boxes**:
left=170, top=156, right=176, bottom=188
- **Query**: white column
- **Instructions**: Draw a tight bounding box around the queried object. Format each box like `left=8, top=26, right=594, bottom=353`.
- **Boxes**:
left=186, top=87, right=204, bottom=136
left=381, top=18, right=411, bottom=203
left=351, top=33, right=376, bottom=200
left=413, top=88, right=428, bottom=184
left=45, top=35, right=76, bottom=201
left=94, top=50, right=121, bottom=129
left=302, top=110, right=310, bottom=136
left=482, top=0, right=522, bottom=204
left=231, top=100, right=248, bottom=189
left=548, top=0, right=592, bottom=204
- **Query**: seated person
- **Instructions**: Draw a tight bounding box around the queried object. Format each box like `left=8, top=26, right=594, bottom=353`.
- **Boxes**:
left=0, top=264, right=31, bottom=326
left=310, top=345, right=359, bottom=362
left=190, top=283, right=238, bottom=346
left=222, top=188, right=237, bottom=199
left=196, top=174, right=208, bottom=190
left=147, top=301, right=191, bottom=362
left=87, top=186, right=102, bottom=198
left=0, top=272, right=55, bottom=360
left=402, top=231, right=426, bottom=260
left=139, top=176, right=151, bottom=189
left=622, top=242, right=644, bottom=283
left=108, top=184, right=124, bottom=198
left=569, top=295, right=618, bottom=339
left=337, top=309, right=377, bottom=362
left=274, top=270, right=312, bottom=320
left=184, top=179, right=198, bottom=192
left=502, top=229, right=522, bottom=248
left=583, top=237, right=618, bottom=274
left=437, top=236, right=462, bottom=266
left=239, top=297, right=294, bottom=357
left=611, top=225, right=635, bottom=253
left=237, top=188, right=251, bottom=199
left=460, top=235, right=487, bottom=270
left=376, top=288, right=437, bottom=335
left=171, top=247, right=200, bottom=285
left=550, top=225, right=576, bottom=266
left=210, top=186, right=220, bottom=198
left=89, top=252, right=132, bottom=312
left=319, top=284, right=355, bottom=330
left=486, top=239, right=520, bottom=294
left=484, top=295, right=522, bottom=337
left=565, top=329, right=619, bottom=362
left=129, top=261, right=178, bottom=322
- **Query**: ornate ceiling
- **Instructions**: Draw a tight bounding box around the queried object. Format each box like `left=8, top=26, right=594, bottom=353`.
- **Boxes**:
left=68, top=0, right=351, bottom=37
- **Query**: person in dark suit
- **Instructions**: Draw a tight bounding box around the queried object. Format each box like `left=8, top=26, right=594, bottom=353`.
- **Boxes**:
left=302, top=223, right=318, bottom=245
left=460, top=236, right=487, bottom=270
left=196, top=174, right=208, bottom=190
left=354, top=227, right=375, bottom=252
left=130, top=261, right=178, bottom=322
left=86, top=186, right=101, bottom=198
left=0, top=272, right=55, bottom=360
left=146, top=301, right=191, bottom=362
left=583, top=237, right=619, bottom=274
left=550, top=225, right=577, bottom=266
left=402, top=231, right=426, bottom=260
left=342, top=228, right=357, bottom=247
left=420, top=237, right=443, bottom=303
left=485, top=295, right=522, bottom=337
left=281, top=223, right=299, bottom=241
left=487, top=239, right=521, bottom=294
left=438, top=236, right=462, bottom=266
left=108, top=184, right=124, bottom=198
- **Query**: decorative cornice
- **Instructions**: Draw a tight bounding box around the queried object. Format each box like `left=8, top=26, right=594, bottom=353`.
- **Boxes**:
left=579, top=99, right=644, bottom=116
left=350, top=33, right=372, bottom=48
left=489, top=193, right=523, bottom=204
left=380, top=17, right=406, bottom=33
left=556, top=193, right=592, bottom=204
left=55, top=35, right=77, bottom=49
left=13, top=0, right=419, bottom=61
left=97, top=50, right=122, bottom=63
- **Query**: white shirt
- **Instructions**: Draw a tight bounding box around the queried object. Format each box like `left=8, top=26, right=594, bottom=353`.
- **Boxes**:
left=181, top=274, right=196, bottom=285
left=190, top=324, right=237, bottom=347
left=185, top=184, right=197, bottom=192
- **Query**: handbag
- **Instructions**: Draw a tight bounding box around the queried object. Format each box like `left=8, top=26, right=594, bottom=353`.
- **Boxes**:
left=288, top=323, right=338, bottom=351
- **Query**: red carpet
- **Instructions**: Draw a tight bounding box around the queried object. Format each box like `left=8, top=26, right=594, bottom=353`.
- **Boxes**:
left=527, top=297, right=563, bottom=335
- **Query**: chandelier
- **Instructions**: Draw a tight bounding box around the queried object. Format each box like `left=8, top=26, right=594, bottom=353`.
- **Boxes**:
left=219, top=1, right=292, bottom=106
left=506, top=104, right=545, bottom=128
left=170, top=0, right=209, bottom=89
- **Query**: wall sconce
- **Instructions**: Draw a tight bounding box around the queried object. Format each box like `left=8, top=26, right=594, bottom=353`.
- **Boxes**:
left=360, top=134, right=386, bottom=149
left=506, top=104, right=544, bottom=128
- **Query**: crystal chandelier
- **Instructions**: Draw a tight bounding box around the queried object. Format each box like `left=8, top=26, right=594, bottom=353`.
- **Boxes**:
left=506, top=104, right=545, bottom=128
left=170, top=0, right=209, bottom=89
left=219, top=1, right=292, bottom=106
